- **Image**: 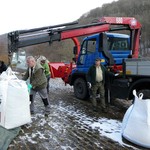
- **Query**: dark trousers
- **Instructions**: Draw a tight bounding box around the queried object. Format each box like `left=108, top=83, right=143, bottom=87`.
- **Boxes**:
left=46, top=75, right=50, bottom=93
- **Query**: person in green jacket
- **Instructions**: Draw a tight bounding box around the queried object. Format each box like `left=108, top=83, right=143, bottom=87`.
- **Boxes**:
left=87, top=57, right=111, bottom=113
left=23, top=56, right=50, bottom=115
left=40, top=57, right=51, bottom=94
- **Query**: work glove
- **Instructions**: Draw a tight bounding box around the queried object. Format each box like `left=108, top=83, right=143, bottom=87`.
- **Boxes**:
left=87, top=82, right=91, bottom=89
left=27, top=83, right=32, bottom=93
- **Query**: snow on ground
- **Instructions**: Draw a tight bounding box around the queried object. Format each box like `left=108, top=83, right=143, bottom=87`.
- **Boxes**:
left=49, top=78, right=73, bottom=91
left=10, top=77, right=139, bottom=149
left=57, top=99, right=136, bottom=149
left=46, top=79, right=138, bottom=149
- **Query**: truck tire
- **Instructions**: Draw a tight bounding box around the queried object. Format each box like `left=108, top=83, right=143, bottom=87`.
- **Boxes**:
left=74, top=78, right=88, bottom=100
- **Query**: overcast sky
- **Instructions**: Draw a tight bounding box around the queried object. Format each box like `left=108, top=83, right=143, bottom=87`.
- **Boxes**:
left=0, top=0, right=117, bottom=35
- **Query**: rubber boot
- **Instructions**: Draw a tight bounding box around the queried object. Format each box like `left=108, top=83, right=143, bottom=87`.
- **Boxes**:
left=42, top=98, right=50, bottom=115
left=42, top=98, right=49, bottom=106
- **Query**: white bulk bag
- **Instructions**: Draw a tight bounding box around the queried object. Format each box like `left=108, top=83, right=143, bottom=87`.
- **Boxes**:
left=0, top=68, right=31, bottom=129
left=122, top=90, right=150, bottom=148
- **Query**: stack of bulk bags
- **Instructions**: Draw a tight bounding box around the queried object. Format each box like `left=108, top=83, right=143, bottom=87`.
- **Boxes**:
left=0, top=68, right=31, bottom=129
left=122, top=90, right=150, bottom=148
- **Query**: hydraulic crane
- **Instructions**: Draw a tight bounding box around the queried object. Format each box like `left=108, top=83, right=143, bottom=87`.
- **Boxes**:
left=8, top=17, right=144, bottom=101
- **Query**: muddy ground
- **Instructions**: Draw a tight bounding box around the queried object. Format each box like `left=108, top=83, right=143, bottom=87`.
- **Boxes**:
left=8, top=78, right=148, bottom=150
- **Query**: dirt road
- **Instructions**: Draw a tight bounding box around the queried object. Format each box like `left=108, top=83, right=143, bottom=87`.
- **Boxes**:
left=8, top=78, right=147, bottom=150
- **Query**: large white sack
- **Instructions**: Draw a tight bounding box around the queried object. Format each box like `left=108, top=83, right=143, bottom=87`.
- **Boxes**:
left=0, top=67, right=31, bottom=129
left=122, top=90, right=150, bottom=148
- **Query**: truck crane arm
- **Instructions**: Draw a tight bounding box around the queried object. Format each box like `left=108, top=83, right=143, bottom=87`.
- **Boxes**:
left=8, top=21, right=111, bottom=53
left=8, top=17, right=141, bottom=58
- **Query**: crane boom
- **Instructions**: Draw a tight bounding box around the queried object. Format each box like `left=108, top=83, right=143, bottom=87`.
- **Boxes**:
left=8, top=17, right=141, bottom=58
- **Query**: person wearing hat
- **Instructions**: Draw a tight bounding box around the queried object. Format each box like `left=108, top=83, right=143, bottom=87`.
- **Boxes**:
left=87, top=57, right=108, bottom=112
left=40, top=56, right=51, bottom=94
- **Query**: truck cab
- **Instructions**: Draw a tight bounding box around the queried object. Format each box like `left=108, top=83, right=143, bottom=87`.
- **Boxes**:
left=71, top=32, right=131, bottom=99
left=77, top=32, right=130, bottom=69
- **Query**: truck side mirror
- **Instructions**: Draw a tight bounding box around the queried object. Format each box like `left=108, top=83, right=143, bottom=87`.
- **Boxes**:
left=73, top=46, right=77, bottom=55
left=100, top=33, right=115, bottom=65
left=99, top=33, right=107, bottom=52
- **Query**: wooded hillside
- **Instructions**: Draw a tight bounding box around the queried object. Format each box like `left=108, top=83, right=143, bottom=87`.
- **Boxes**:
left=79, top=0, right=150, bottom=56
left=0, top=0, right=149, bottom=64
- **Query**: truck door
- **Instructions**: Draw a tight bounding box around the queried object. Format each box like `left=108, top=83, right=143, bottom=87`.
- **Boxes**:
left=77, top=36, right=99, bottom=73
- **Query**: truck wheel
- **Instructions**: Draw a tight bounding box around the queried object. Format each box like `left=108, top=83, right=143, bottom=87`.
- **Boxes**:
left=74, top=78, right=88, bottom=100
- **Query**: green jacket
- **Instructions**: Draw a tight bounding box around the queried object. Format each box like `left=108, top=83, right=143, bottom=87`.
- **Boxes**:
left=87, top=64, right=114, bottom=86
left=41, top=63, right=51, bottom=77
left=23, top=63, right=47, bottom=90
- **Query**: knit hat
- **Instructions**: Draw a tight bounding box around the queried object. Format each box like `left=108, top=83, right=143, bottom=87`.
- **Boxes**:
left=40, top=56, right=46, bottom=61
left=95, top=57, right=101, bottom=61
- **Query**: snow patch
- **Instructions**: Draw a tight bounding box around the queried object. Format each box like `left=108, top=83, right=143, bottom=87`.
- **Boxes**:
left=50, top=78, right=73, bottom=91
left=57, top=102, right=137, bottom=149
left=19, top=133, right=37, bottom=144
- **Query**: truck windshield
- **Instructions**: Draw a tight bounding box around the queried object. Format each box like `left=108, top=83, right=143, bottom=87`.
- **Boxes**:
left=108, top=37, right=129, bottom=50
